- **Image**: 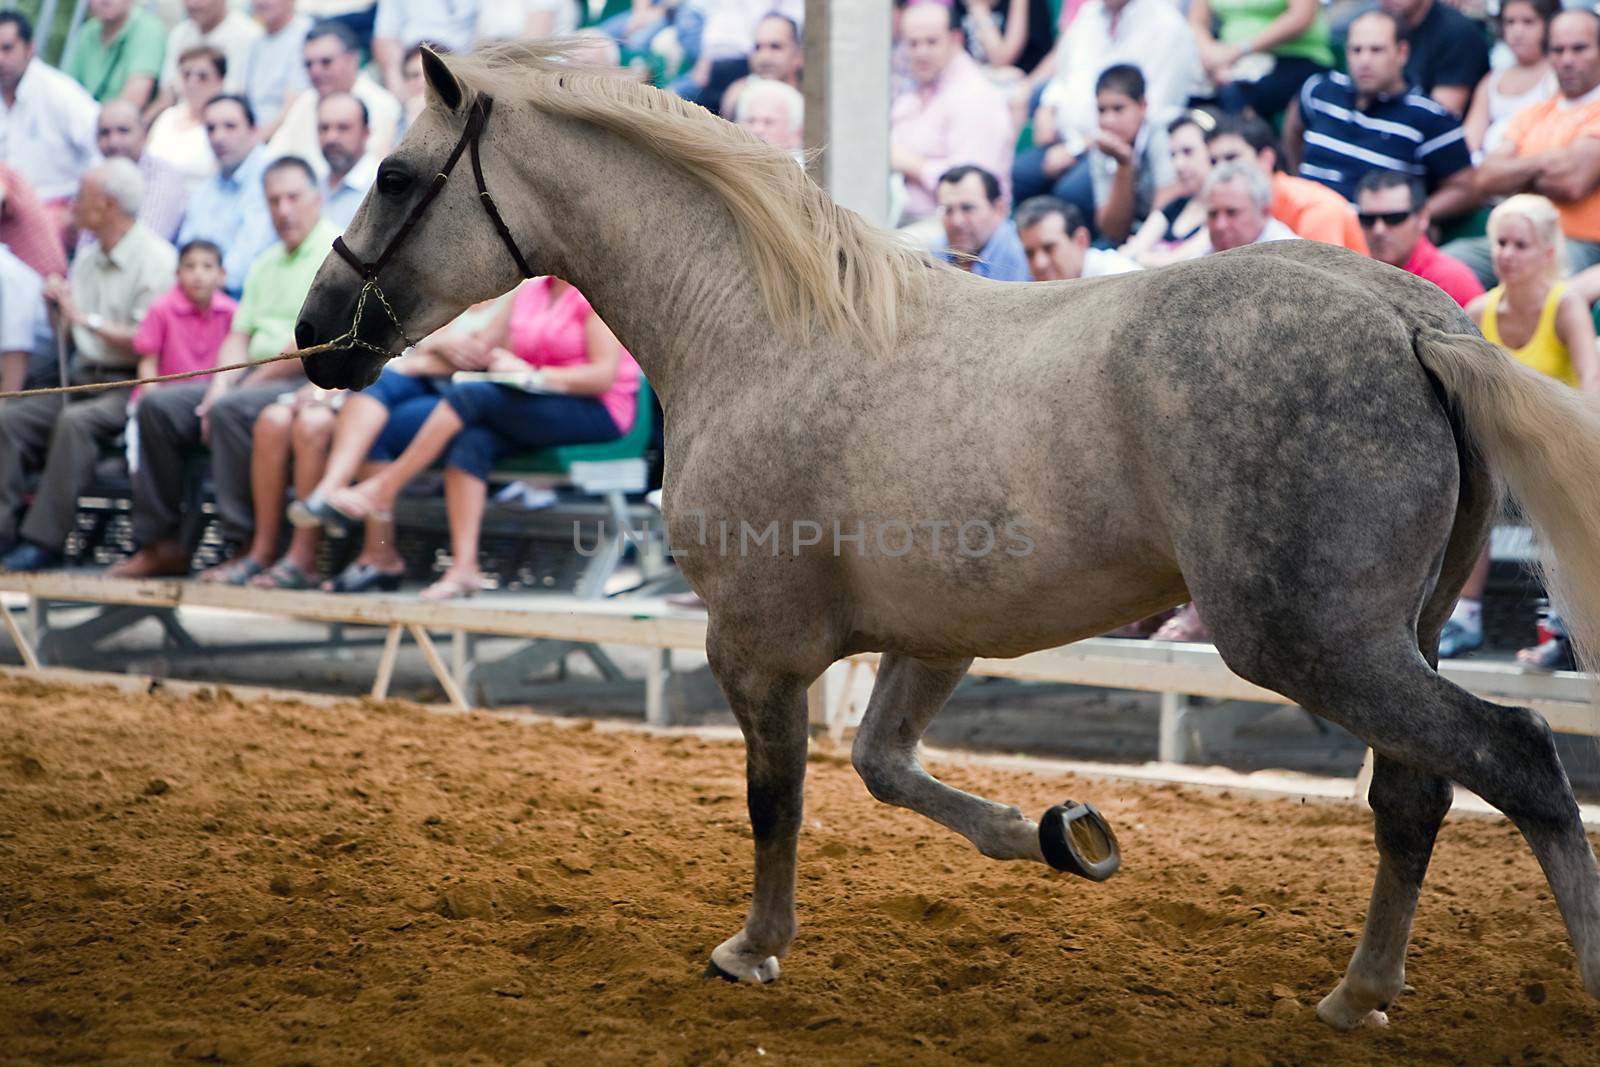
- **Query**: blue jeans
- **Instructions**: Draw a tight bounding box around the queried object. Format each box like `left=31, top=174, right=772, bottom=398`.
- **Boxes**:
left=598, top=4, right=705, bottom=59
left=360, top=369, right=623, bottom=481
left=1011, top=150, right=1098, bottom=237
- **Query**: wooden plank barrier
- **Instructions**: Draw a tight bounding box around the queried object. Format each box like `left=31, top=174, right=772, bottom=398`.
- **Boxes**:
left=0, top=575, right=1593, bottom=792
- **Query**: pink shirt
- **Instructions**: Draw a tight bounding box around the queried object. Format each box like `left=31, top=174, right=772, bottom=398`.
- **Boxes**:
left=131, top=286, right=237, bottom=383
left=508, top=277, right=641, bottom=434
left=1403, top=237, right=1484, bottom=309
left=890, top=51, right=1015, bottom=222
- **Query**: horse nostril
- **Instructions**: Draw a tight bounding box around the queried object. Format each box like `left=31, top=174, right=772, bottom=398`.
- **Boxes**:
left=294, top=320, right=318, bottom=350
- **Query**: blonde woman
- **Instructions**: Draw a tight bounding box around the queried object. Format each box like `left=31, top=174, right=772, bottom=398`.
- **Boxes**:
left=1446, top=195, right=1600, bottom=667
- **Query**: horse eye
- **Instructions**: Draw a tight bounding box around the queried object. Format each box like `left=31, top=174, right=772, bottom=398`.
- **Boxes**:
left=377, top=168, right=411, bottom=196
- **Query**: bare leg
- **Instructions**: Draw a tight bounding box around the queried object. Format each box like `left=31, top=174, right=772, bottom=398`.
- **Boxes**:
left=1460, top=547, right=1489, bottom=601
left=279, top=406, right=335, bottom=574
left=216, top=402, right=292, bottom=573
left=332, top=403, right=464, bottom=518
left=437, top=466, right=486, bottom=586
left=852, top=653, right=1045, bottom=863
left=310, top=393, right=393, bottom=498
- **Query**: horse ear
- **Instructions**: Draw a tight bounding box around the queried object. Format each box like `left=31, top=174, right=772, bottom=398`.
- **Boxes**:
left=421, top=45, right=463, bottom=112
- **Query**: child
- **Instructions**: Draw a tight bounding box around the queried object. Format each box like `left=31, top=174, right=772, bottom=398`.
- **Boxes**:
left=1088, top=64, right=1177, bottom=245
left=126, top=240, right=236, bottom=469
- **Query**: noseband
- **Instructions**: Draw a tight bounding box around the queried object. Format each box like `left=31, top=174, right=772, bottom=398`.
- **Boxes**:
left=326, top=93, right=533, bottom=356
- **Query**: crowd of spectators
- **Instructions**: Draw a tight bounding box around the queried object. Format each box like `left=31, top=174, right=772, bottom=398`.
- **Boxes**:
left=0, top=0, right=1596, bottom=662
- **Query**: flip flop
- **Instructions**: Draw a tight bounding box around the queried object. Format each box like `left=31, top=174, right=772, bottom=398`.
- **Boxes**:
left=250, top=559, right=315, bottom=590
left=326, top=487, right=394, bottom=525
left=199, top=556, right=265, bottom=586
left=287, top=491, right=351, bottom=531
left=324, top=561, right=404, bottom=594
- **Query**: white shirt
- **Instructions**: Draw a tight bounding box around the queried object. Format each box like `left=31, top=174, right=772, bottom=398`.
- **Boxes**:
left=267, top=77, right=403, bottom=181
left=0, top=244, right=45, bottom=354
left=374, top=0, right=480, bottom=51
left=477, top=0, right=579, bottom=41
left=146, top=106, right=218, bottom=197
left=322, top=153, right=378, bottom=229
left=700, top=0, right=805, bottom=62
left=1083, top=247, right=1142, bottom=277
left=160, top=11, right=265, bottom=96
left=0, top=59, right=101, bottom=200
left=1039, top=0, right=1205, bottom=152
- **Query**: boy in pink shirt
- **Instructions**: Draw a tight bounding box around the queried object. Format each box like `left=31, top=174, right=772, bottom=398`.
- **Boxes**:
left=130, top=240, right=236, bottom=399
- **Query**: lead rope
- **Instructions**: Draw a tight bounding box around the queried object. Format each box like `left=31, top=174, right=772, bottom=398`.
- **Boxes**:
left=0, top=273, right=410, bottom=400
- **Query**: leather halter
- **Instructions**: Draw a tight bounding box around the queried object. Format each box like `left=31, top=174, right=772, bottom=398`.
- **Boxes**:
left=328, top=93, right=533, bottom=351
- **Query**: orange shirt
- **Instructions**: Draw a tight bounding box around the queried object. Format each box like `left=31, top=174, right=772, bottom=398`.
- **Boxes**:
left=1272, top=172, right=1368, bottom=255
left=1505, top=94, right=1600, bottom=242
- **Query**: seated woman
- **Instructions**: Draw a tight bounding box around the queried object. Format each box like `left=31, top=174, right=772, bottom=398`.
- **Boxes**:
left=316, top=278, right=641, bottom=602
left=199, top=386, right=343, bottom=587
left=291, top=291, right=516, bottom=592
left=1188, top=0, right=1333, bottom=122
left=1457, top=194, right=1599, bottom=667
left=146, top=45, right=224, bottom=195
left=1464, top=0, right=1556, bottom=164
left=1122, top=110, right=1214, bottom=267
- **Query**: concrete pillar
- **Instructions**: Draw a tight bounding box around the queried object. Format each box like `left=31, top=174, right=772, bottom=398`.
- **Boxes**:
left=803, top=0, right=892, bottom=227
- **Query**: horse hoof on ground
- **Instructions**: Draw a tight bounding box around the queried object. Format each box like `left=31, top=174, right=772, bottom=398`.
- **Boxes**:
left=1316, top=983, right=1391, bottom=1030
left=1038, top=800, right=1120, bottom=881
left=706, top=936, right=780, bottom=984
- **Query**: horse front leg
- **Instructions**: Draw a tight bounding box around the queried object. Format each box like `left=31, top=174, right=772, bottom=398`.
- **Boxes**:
left=704, top=650, right=813, bottom=983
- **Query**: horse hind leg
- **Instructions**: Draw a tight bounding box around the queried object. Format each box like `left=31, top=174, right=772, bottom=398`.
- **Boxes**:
left=851, top=653, right=1047, bottom=864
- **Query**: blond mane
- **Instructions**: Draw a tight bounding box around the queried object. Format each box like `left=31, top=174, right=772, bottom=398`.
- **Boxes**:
left=442, top=41, right=943, bottom=354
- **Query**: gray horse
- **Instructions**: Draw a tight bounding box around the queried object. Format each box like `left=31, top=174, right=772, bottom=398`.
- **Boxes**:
left=292, top=44, right=1600, bottom=1029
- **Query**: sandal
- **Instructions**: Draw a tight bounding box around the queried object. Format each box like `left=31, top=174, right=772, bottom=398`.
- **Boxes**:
left=419, top=574, right=482, bottom=602
left=198, top=556, right=265, bottom=586
left=1516, top=636, right=1576, bottom=672
left=324, top=560, right=404, bottom=594
left=250, top=559, right=315, bottom=590
left=287, top=491, right=352, bottom=531
left=1152, top=603, right=1210, bottom=643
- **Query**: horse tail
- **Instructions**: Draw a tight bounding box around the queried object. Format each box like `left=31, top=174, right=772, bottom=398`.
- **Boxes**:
left=1415, top=327, right=1600, bottom=673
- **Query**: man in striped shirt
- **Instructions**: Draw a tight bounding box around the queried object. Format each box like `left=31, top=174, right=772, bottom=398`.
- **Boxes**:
left=1283, top=11, right=1476, bottom=222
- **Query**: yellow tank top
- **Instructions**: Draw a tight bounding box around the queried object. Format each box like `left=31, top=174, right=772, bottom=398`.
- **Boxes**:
left=1481, top=282, right=1580, bottom=388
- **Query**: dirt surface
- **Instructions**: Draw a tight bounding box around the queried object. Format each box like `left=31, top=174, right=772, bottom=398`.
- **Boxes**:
left=2, top=679, right=1597, bottom=1066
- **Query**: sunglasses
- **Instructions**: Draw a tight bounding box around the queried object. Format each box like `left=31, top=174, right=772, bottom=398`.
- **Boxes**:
left=1358, top=210, right=1415, bottom=228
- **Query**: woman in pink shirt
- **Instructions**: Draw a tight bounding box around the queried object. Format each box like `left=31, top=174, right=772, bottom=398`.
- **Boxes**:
left=322, top=277, right=640, bottom=601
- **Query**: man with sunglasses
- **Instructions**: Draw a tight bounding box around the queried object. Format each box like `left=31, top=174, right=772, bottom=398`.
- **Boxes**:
left=1356, top=169, right=1483, bottom=307
left=266, top=20, right=400, bottom=181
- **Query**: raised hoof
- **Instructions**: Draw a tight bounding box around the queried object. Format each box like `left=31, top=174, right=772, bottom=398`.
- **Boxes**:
left=1039, top=800, right=1121, bottom=881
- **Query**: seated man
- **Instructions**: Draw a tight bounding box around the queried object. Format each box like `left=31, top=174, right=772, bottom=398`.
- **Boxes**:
left=1086, top=64, right=1176, bottom=245
left=891, top=2, right=1013, bottom=227
left=145, top=0, right=262, bottom=119
left=1205, top=112, right=1367, bottom=254
left=1284, top=12, right=1474, bottom=217
left=934, top=165, right=1028, bottom=281
left=1462, top=9, right=1600, bottom=284
left=62, top=0, right=166, bottom=106
left=316, top=92, right=376, bottom=229
left=1015, top=195, right=1141, bottom=280
left=0, top=159, right=176, bottom=572
left=111, top=156, right=336, bottom=579
left=0, top=12, right=102, bottom=237
left=177, top=94, right=277, bottom=297
left=240, top=0, right=313, bottom=141
left=94, top=100, right=190, bottom=245
left=268, top=20, right=401, bottom=181
left=1356, top=169, right=1483, bottom=307
left=372, top=0, right=477, bottom=96
left=735, top=77, right=803, bottom=159
left=720, top=12, right=804, bottom=119
left=1199, top=162, right=1300, bottom=254
left=1380, top=0, right=1489, bottom=116
left=672, top=0, right=804, bottom=110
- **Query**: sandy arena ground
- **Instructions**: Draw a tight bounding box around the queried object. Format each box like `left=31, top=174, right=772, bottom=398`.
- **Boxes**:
left=2, top=678, right=1598, bottom=1065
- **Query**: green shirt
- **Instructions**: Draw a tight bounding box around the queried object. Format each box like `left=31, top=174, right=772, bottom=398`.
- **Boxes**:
left=234, top=219, right=340, bottom=362
left=1211, top=0, right=1335, bottom=67
left=63, top=10, right=166, bottom=103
